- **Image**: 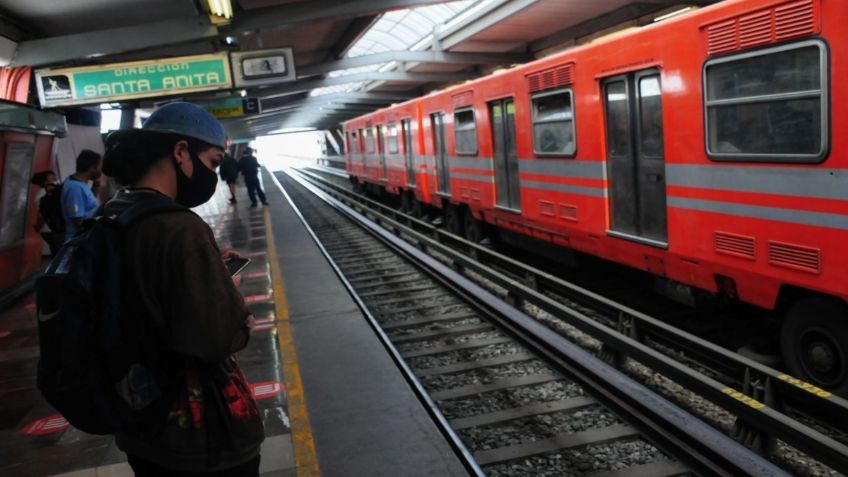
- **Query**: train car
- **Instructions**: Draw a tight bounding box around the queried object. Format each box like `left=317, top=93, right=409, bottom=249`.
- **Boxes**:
left=343, top=0, right=848, bottom=393
left=346, top=99, right=433, bottom=210
left=0, top=101, right=67, bottom=303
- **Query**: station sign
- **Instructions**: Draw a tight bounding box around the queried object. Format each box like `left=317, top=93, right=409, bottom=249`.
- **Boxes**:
left=35, top=53, right=232, bottom=107
left=195, top=96, right=260, bottom=118
left=230, top=48, right=297, bottom=88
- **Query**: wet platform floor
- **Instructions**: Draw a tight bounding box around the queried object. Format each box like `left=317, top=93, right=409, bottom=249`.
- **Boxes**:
left=0, top=181, right=296, bottom=477
left=0, top=168, right=468, bottom=477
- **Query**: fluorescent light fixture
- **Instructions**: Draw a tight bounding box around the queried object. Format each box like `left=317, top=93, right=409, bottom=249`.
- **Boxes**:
left=207, top=0, right=233, bottom=19
left=654, top=7, right=694, bottom=22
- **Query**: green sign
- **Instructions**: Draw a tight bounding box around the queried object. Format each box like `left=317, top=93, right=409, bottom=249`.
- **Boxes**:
left=195, top=96, right=260, bottom=118
left=35, top=53, right=232, bottom=107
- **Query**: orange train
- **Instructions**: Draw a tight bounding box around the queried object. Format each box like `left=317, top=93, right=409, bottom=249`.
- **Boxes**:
left=344, top=0, right=848, bottom=392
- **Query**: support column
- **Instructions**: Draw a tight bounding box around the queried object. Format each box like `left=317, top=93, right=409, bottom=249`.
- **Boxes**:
left=119, top=107, right=135, bottom=129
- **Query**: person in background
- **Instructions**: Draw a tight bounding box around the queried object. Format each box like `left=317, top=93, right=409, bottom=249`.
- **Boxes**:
left=219, top=151, right=239, bottom=204
left=237, top=147, right=268, bottom=207
left=60, top=149, right=102, bottom=239
left=101, top=101, right=264, bottom=476
left=30, top=170, right=65, bottom=255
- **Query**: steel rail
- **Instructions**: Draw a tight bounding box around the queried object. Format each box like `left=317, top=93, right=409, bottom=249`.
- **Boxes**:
left=267, top=169, right=487, bottom=477
left=283, top=168, right=792, bottom=476
left=294, top=166, right=848, bottom=474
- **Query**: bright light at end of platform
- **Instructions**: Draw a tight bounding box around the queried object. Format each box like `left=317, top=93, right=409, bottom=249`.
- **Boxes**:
left=255, top=131, right=323, bottom=171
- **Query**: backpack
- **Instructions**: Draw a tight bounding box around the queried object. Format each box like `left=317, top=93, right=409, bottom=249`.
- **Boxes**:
left=35, top=195, right=190, bottom=435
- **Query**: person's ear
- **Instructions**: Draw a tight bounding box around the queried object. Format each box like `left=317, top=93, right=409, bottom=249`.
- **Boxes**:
left=172, top=140, right=190, bottom=164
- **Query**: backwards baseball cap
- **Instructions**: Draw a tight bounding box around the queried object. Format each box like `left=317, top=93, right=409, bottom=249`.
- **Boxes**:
left=107, top=101, right=227, bottom=149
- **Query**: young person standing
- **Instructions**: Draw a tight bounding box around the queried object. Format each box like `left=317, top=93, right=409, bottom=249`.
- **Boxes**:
left=101, top=102, right=264, bottom=476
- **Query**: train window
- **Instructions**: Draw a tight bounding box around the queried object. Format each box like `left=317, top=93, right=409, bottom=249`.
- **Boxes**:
left=605, top=82, right=630, bottom=157
left=387, top=123, right=399, bottom=153
left=454, top=108, right=477, bottom=155
left=358, top=129, right=365, bottom=153
left=350, top=131, right=359, bottom=154
left=704, top=40, right=827, bottom=163
left=639, top=76, right=663, bottom=158
left=0, top=144, right=35, bottom=249
left=364, top=128, right=375, bottom=153
left=531, top=89, right=576, bottom=156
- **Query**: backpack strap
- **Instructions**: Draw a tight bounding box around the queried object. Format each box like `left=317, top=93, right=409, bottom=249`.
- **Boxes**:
left=114, top=195, right=192, bottom=228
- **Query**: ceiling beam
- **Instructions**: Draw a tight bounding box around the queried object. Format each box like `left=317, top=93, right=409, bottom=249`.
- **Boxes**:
left=233, top=111, right=358, bottom=136
left=11, top=0, right=458, bottom=68
left=0, top=10, right=30, bottom=41
left=260, top=91, right=415, bottom=112
left=327, top=15, right=379, bottom=60
left=438, top=0, right=537, bottom=51
left=530, top=1, right=719, bottom=52
left=297, top=50, right=532, bottom=77
left=240, top=108, right=371, bottom=128
left=232, top=0, right=456, bottom=36
left=235, top=106, right=376, bottom=129
left=254, top=104, right=383, bottom=121
left=256, top=71, right=475, bottom=100
left=11, top=17, right=218, bottom=67
left=245, top=109, right=360, bottom=124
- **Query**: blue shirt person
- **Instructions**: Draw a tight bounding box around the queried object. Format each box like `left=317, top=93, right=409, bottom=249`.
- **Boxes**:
left=61, top=149, right=102, bottom=239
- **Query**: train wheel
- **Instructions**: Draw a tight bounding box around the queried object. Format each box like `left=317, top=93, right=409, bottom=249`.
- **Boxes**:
left=400, top=192, right=413, bottom=213
left=780, top=296, right=848, bottom=395
left=445, top=206, right=464, bottom=236
left=463, top=209, right=486, bottom=243
left=410, top=199, right=426, bottom=219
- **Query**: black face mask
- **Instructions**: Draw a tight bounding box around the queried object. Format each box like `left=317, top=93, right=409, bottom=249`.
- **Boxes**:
left=174, top=152, right=218, bottom=208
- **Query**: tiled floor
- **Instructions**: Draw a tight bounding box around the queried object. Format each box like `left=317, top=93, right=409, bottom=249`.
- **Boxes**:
left=0, top=183, right=296, bottom=476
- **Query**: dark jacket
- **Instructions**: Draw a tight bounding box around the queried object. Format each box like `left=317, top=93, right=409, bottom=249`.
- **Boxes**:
left=39, top=186, right=66, bottom=233
left=219, top=155, right=239, bottom=183
left=105, top=189, right=264, bottom=472
left=237, top=155, right=260, bottom=179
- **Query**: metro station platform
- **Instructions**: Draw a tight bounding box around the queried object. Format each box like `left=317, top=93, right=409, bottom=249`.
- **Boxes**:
left=0, top=168, right=465, bottom=477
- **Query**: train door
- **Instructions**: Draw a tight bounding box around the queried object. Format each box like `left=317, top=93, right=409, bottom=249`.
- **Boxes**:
left=402, top=118, right=415, bottom=186
left=489, top=98, right=520, bottom=211
left=363, top=128, right=373, bottom=176
left=602, top=70, right=667, bottom=244
left=431, top=112, right=449, bottom=194
left=376, top=124, right=387, bottom=180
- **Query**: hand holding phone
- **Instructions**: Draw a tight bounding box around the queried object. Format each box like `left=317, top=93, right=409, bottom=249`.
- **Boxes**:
left=226, top=257, right=251, bottom=276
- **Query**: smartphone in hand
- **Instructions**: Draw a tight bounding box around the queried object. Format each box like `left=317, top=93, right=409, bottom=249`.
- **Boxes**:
left=226, top=257, right=251, bottom=276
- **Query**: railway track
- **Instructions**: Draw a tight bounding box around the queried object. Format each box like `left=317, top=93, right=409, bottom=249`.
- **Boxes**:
left=287, top=165, right=848, bottom=476
left=306, top=167, right=848, bottom=424
left=270, top=168, right=833, bottom=476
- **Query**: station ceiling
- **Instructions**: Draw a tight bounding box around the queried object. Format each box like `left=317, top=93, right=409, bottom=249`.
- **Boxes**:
left=0, top=0, right=717, bottom=138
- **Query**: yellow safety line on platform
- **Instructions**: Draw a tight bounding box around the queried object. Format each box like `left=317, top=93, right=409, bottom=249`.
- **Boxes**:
left=264, top=207, right=321, bottom=477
